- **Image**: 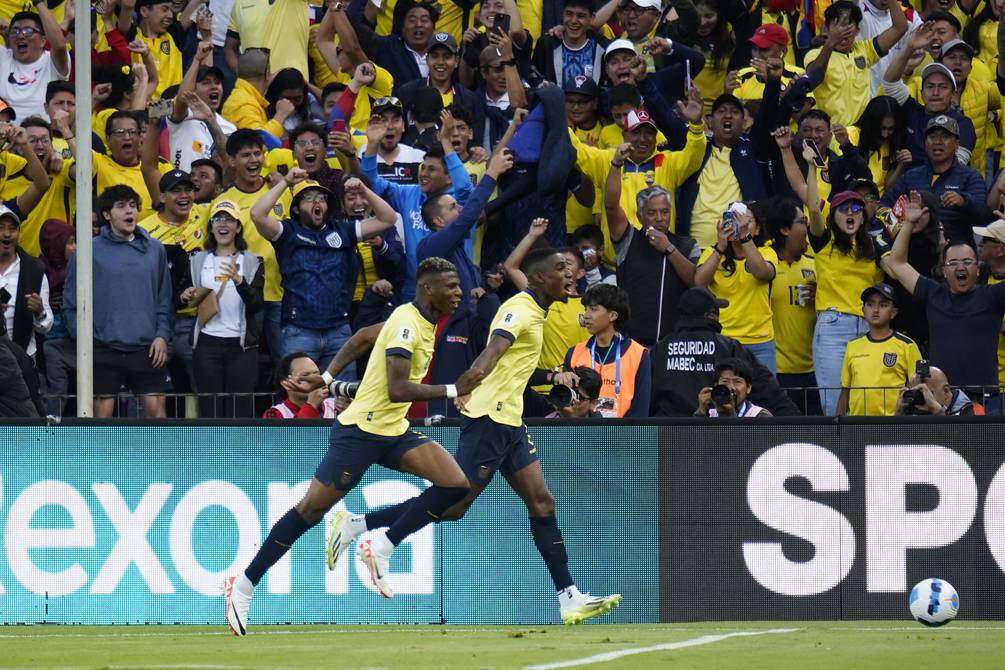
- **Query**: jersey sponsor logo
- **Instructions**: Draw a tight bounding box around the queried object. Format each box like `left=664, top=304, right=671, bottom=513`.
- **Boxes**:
left=444, top=335, right=468, bottom=344
left=409, top=210, right=425, bottom=231
left=883, top=352, right=898, bottom=367
left=296, top=233, right=318, bottom=245
left=325, top=231, right=343, bottom=248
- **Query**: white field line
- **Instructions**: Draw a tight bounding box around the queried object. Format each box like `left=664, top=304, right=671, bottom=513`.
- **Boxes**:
left=525, top=628, right=801, bottom=670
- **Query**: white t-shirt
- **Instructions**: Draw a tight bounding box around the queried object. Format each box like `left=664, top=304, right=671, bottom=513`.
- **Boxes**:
left=210, top=0, right=236, bottom=47
left=0, top=49, right=68, bottom=121
left=166, top=111, right=237, bottom=171
left=200, top=253, right=245, bottom=339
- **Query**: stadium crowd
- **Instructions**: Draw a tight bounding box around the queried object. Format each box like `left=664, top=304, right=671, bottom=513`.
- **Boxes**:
left=1, top=0, right=1005, bottom=419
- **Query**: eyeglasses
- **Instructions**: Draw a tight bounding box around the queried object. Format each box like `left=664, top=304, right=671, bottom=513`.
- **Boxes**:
left=944, top=259, right=977, bottom=268
left=9, top=27, right=40, bottom=38
left=835, top=202, right=864, bottom=215
left=298, top=193, right=328, bottom=204
left=109, top=128, right=140, bottom=138
left=26, top=136, right=50, bottom=145
left=294, top=139, right=324, bottom=149
left=211, top=215, right=237, bottom=226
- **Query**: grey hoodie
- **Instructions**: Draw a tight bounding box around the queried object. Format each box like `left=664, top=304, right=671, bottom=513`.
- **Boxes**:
left=64, top=226, right=173, bottom=350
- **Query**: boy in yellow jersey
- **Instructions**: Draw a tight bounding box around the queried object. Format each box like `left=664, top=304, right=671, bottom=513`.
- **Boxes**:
left=224, top=258, right=474, bottom=636
left=212, top=129, right=290, bottom=360
left=5, top=118, right=71, bottom=257
left=450, top=247, right=620, bottom=624
left=133, top=0, right=182, bottom=99
left=838, top=282, right=922, bottom=415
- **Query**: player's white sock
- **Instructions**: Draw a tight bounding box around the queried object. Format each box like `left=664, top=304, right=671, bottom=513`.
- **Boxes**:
left=350, top=515, right=368, bottom=536
left=558, top=584, right=583, bottom=605
left=370, top=530, right=395, bottom=555
left=234, top=574, right=255, bottom=597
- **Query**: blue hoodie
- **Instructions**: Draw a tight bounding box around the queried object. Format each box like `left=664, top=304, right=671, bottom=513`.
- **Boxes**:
left=361, top=151, right=473, bottom=301
left=64, top=226, right=173, bottom=349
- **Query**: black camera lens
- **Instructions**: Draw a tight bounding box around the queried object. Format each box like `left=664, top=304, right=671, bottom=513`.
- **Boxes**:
left=548, top=384, right=577, bottom=408
left=710, top=384, right=734, bottom=407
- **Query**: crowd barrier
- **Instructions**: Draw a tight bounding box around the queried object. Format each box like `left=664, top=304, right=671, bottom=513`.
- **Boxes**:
left=0, top=418, right=1002, bottom=624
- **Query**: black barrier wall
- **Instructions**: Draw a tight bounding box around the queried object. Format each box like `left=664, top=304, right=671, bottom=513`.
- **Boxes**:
left=661, top=420, right=1005, bottom=621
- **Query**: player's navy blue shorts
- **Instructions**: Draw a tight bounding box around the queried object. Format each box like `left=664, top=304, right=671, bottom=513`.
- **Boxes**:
left=454, top=415, right=538, bottom=485
left=316, top=422, right=431, bottom=490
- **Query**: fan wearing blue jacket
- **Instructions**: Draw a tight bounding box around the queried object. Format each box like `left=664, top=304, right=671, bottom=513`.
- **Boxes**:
left=360, top=111, right=474, bottom=301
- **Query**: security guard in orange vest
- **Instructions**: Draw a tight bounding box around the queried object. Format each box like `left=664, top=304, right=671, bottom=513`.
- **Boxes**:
left=563, top=284, right=651, bottom=417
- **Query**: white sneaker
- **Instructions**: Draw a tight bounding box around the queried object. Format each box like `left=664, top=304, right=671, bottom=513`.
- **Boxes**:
left=326, top=510, right=357, bottom=571
left=357, top=537, right=394, bottom=599
left=223, top=576, right=251, bottom=636
left=560, top=591, right=622, bottom=625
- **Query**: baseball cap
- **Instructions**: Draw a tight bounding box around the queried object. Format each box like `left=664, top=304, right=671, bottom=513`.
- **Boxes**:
left=0, top=204, right=20, bottom=226
left=159, top=170, right=195, bottom=192
left=209, top=200, right=241, bottom=221
left=711, top=93, right=743, bottom=114
left=623, top=0, right=662, bottom=9
left=372, top=96, right=404, bottom=116
left=921, top=62, right=957, bottom=90
left=749, top=23, right=788, bottom=48
left=849, top=178, right=880, bottom=200
left=860, top=282, right=897, bottom=303
left=623, top=108, right=656, bottom=132
left=290, top=179, right=332, bottom=207
left=136, top=0, right=172, bottom=6
left=973, top=219, right=1005, bottom=244
left=563, top=75, right=600, bottom=98
left=604, top=38, right=637, bottom=60
left=0, top=97, right=16, bottom=121
left=926, top=113, right=960, bottom=137
left=196, top=65, right=224, bottom=82
left=830, top=190, right=865, bottom=211
left=940, top=38, right=974, bottom=59
left=677, top=287, right=729, bottom=316
left=427, top=31, right=459, bottom=54
left=479, top=46, right=504, bottom=68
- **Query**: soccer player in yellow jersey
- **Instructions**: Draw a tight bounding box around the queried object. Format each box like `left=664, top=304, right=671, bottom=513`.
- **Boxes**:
left=838, top=282, right=922, bottom=416
left=224, top=258, right=476, bottom=637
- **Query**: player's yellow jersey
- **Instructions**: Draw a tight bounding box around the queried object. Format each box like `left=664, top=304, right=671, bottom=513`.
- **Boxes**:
left=463, top=290, right=548, bottom=427
left=213, top=183, right=290, bottom=303
left=841, top=330, right=921, bottom=416
left=337, top=302, right=437, bottom=436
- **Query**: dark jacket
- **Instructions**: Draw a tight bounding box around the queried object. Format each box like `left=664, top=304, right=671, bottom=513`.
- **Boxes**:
left=0, top=336, right=39, bottom=418
left=398, top=77, right=486, bottom=147
left=10, top=247, right=44, bottom=352
left=675, top=77, right=779, bottom=238
left=628, top=42, right=706, bottom=151
left=650, top=315, right=800, bottom=416
left=357, top=25, right=424, bottom=96
left=882, top=161, right=991, bottom=244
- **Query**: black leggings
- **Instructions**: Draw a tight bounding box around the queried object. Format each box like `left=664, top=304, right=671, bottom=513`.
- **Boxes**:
left=192, top=333, right=258, bottom=417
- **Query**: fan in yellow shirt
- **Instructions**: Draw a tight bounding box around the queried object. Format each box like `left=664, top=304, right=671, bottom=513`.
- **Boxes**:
left=132, top=0, right=183, bottom=100
left=838, top=282, right=922, bottom=416
left=804, top=0, right=908, bottom=127
left=695, top=205, right=778, bottom=371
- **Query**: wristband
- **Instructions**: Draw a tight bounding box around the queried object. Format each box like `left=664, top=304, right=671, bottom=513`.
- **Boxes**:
left=738, top=234, right=753, bottom=244
left=663, top=245, right=676, bottom=256
left=445, top=384, right=458, bottom=399
left=713, top=245, right=727, bottom=255
left=611, top=160, right=624, bottom=168
left=321, top=371, right=334, bottom=387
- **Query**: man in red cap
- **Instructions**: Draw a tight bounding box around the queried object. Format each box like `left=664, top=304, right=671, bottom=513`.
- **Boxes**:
left=728, top=24, right=809, bottom=105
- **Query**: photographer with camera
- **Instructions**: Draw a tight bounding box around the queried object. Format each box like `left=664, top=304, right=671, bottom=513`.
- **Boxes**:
left=896, top=363, right=984, bottom=416
left=524, top=366, right=604, bottom=419
left=695, top=358, right=773, bottom=417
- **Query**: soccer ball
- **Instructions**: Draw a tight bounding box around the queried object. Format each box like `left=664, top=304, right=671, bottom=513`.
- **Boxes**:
left=909, top=578, right=959, bottom=627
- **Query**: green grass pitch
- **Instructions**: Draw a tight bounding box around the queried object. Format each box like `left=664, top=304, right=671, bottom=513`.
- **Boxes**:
left=1, top=621, right=1003, bottom=669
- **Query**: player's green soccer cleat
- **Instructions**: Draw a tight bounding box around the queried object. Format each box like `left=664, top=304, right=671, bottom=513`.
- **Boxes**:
left=561, top=592, right=622, bottom=625
left=326, top=510, right=356, bottom=571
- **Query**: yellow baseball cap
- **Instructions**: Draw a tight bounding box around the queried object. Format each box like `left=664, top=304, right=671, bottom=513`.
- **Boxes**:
left=209, top=200, right=241, bottom=220
left=290, top=180, right=332, bottom=207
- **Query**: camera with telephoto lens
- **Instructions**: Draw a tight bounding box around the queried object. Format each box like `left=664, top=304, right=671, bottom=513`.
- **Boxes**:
left=903, top=360, right=932, bottom=414
left=328, top=381, right=359, bottom=399
left=548, top=384, right=579, bottom=408
left=710, top=383, right=735, bottom=407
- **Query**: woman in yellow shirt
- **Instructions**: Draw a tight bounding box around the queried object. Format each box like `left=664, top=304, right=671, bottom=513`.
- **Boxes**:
left=798, top=143, right=885, bottom=416
left=692, top=0, right=736, bottom=114
left=694, top=203, right=779, bottom=372
left=854, top=96, right=910, bottom=195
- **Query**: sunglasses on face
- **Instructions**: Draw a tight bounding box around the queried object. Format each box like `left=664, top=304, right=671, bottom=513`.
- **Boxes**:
left=835, top=202, right=863, bottom=215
